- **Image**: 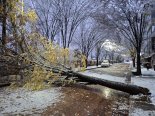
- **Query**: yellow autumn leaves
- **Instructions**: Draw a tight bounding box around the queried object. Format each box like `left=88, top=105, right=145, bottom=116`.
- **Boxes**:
left=81, top=55, right=86, bottom=71
left=24, top=65, right=54, bottom=90
left=23, top=33, right=71, bottom=90
left=6, top=0, right=38, bottom=25
left=27, top=33, right=70, bottom=65
left=26, top=9, right=37, bottom=23
left=4, top=0, right=86, bottom=90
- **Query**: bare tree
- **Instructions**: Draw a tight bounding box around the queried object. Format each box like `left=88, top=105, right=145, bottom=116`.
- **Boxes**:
left=74, top=21, right=101, bottom=67
left=123, top=39, right=136, bottom=67
left=95, top=41, right=103, bottom=66
left=52, top=0, right=93, bottom=48
left=30, top=0, right=60, bottom=41
left=95, top=0, right=151, bottom=75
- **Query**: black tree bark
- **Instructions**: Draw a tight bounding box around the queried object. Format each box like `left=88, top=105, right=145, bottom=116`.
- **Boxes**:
left=96, top=57, right=99, bottom=66
left=2, top=0, right=7, bottom=46
left=136, top=49, right=141, bottom=75
left=132, top=58, right=135, bottom=68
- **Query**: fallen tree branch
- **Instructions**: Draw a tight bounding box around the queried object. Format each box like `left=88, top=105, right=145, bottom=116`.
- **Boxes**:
left=0, top=52, right=150, bottom=95
left=61, top=71, right=150, bottom=95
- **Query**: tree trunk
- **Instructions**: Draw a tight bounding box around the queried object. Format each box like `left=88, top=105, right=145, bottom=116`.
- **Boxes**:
left=96, top=55, right=99, bottom=66
left=111, top=52, right=114, bottom=64
left=18, top=60, right=150, bottom=95
left=85, top=58, right=88, bottom=68
left=12, top=23, right=18, bottom=53
left=132, top=57, right=135, bottom=68
left=136, top=51, right=141, bottom=75
left=61, top=71, right=150, bottom=95
left=2, top=0, right=7, bottom=46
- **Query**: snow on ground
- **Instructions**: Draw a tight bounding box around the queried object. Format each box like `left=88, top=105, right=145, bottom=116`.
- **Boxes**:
left=86, top=65, right=101, bottom=70
left=142, top=68, right=155, bottom=77
left=81, top=68, right=155, bottom=116
left=132, top=68, right=155, bottom=77
left=131, top=68, right=155, bottom=104
left=0, top=87, right=62, bottom=115
left=81, top=70, right=125, bottom=83
left=130, top=108, right=155, bottom=116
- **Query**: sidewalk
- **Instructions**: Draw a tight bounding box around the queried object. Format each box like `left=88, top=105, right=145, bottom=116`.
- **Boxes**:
left=86, top=65, right=101, bottom=70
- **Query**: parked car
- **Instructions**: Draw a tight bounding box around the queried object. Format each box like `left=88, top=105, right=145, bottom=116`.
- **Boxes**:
left=101, top=60, right=110, bottom=67
left=124, top=59, right=132, bottom=64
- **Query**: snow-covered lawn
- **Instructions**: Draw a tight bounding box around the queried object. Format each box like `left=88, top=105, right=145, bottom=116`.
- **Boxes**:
left=141, top=68, right=155, bottom=77
left=0, top=87, right=62, bottom=115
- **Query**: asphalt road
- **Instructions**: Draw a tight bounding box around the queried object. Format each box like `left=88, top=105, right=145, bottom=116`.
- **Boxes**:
left=89, top=63, right=130, bottom=77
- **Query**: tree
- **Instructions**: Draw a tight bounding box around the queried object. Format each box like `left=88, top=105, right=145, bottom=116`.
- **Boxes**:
left=0, top=0, right=7, bottom=46
left=101, top=39, right=123, bottom=63
left=74, top=21, right=101, bottom=67
left=0, top=0, right=25, bottom=52
left=129, top=48, right=136, bottom=68
left=52, top=0, right=93, bottom=48
left=95, top=41, right=103, bottom=66
left=6, top=0, right=38, bottom=53
left=30, top=0, right=60, bottom=42
left=96, top=0, right=151, bottom=75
